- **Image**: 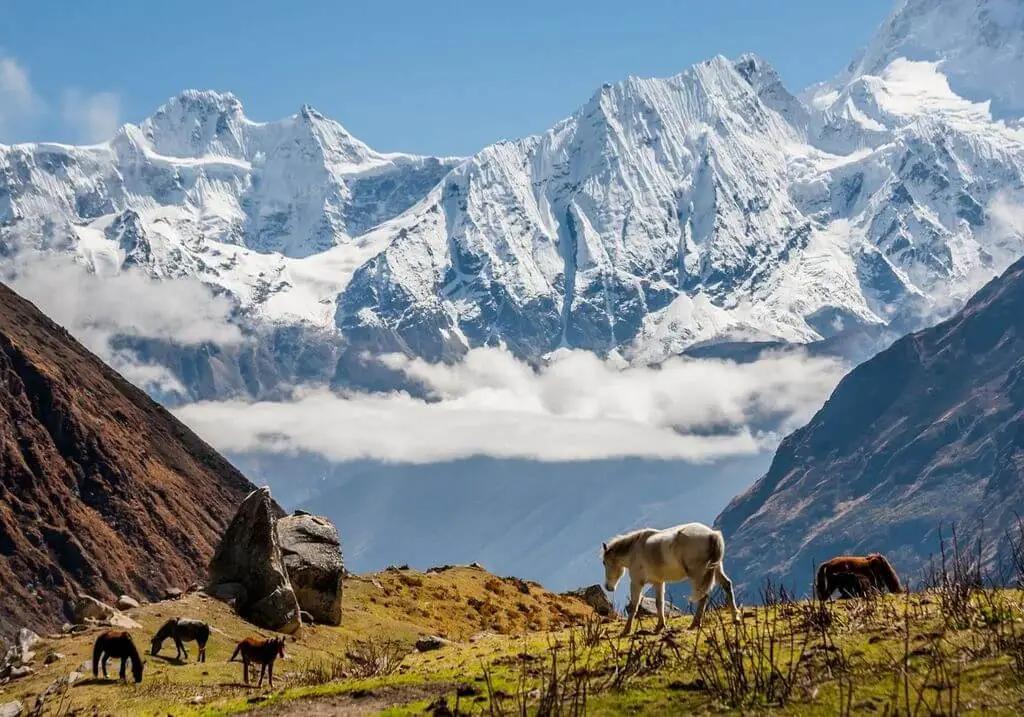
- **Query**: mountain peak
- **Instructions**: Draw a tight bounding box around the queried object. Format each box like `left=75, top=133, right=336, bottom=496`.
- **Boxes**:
left=839, top=0, right=1024, bottom=117
left=142, top=89, right=249, bottom=157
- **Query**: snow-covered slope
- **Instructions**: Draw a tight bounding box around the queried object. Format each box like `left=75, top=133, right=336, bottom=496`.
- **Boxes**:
left=5, top=0, right=1024, bottom=397
left=1, top=90, right=459, bottom=329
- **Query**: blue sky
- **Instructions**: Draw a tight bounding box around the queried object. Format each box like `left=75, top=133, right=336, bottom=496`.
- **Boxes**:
left=2, top=1, right=892, bottom=155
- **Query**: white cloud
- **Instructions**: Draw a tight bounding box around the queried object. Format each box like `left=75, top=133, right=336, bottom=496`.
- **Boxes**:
left=175, top=347, right=846, bottom=464
left=3, top=253, right=243, bottom=393
left=61, top=89, right=122, bottom=143
left=0, top=54, right=41, bottom=140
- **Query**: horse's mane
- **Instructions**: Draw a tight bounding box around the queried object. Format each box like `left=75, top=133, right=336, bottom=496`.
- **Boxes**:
left=868, top=553, right=902, bottom=593
left=603, top=528, right=658, bottom=558
left=154, top=618, right=177, bottom=641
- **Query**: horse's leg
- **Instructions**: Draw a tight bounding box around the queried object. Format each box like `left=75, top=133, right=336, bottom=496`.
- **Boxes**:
left=178, top=636, right=188, bottom=661
left=715, top=565, right=740, bottom=622
left=689, top=596, right=709, bottom=630
left=199, top=639, right=206, bottom=663
left=621, top=579, right=644, bottom=636
left=242, top=658, right=250, bottom=685
left=268, top=661, right=274, bottom=689
left=654, top=582, right=667, bottom=632
left=258, top=663, right=266, bottom=688
left=119, top=657, right=127, bottom=681
left=101, top=654, right=110, bottom=679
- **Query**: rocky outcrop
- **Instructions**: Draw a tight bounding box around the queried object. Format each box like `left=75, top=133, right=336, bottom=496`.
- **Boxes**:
left=208, top=488, right=300, bottom=634
left=277, top=512, right=344, bottom=625
left=563, top=586, right=615, bottom=617
left=0, top=282, right=257, bottom=636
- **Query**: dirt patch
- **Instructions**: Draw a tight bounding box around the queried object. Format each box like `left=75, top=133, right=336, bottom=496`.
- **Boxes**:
left=247, top=683, right=456, bottom=715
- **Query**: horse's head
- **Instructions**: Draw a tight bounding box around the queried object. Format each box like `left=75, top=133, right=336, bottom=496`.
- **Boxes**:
left=274, top=637, right=287, bottom=660
left=149, top=635, right=162, bottom=656
left=132, top=656, right=145, bottom=683
left=601, top=542, right=625, bottom=592
left=869, top=554, right=903, bottom=594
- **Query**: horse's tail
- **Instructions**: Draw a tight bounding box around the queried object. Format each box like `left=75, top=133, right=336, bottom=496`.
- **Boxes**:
left=815, top=562, right=830, bottom=600
left=92, top=636, right=103, bottom=678
left=229, top=642, right=242, bottom=662
left=690, top=530, right=725, bottom=603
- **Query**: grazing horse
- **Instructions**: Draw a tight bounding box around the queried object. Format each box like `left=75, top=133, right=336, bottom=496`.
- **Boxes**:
left=229, top=636, right=286, bottom=688
left=151, top=618, right=210, bottom=662
left=93, top=630, right=144, bottom=683
left=602, top=523, right=739, bottom=635
left=816, top=554, right=902, bottom=600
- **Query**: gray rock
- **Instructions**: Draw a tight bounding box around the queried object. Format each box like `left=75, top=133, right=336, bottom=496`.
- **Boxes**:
left=72, top=595, right=115, bottom=623
left=164, top=587, right=184, bottom=600
left=43, top=652, right=64, bottom=665
left=0, top=700, right=23, bottom=717
left=414, top=635, right=450, bottom=652
left=16, top=629, right=38, bottom=655
left=208, top=487, right=301, bottom=633
left=278, top=512, right=344, bottom=625
left=206, top=582, right=248, bottom=604
left=563, top=585, right=615, bottom=617
left=637, top=596, right=685, bottom=618
left=116, top=595, right=140, bottom=610
left=8, top=665, right=33, bottom=679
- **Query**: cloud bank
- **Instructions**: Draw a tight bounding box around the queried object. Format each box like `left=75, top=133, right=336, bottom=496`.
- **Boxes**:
left=4, top=253, right=242, bottom=394
left=176, top=347, right=846, bottom=464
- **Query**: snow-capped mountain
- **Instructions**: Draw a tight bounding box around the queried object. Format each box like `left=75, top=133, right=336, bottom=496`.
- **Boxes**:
left=4, top=0, right=1024, bottom=398
left=1, top=90, right=458, bottom=323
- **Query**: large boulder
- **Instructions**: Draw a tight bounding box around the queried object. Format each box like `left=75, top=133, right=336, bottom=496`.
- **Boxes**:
left=277, top=512, right=344, bottom=625
left=72, top=595, right=115, bottom=624
left=208, top=487, right=300, bottom=633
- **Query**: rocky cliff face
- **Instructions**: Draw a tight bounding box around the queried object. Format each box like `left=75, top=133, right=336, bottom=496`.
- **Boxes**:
left=716, top=256, right=1024, bottom=591
left=0, top=282, right=256, bottom=635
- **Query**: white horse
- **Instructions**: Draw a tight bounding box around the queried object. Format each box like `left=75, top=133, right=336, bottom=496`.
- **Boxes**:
left=602, top=523, right=739, bottom=635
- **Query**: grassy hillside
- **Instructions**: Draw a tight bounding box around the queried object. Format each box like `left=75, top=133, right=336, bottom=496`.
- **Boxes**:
left=5, top=564, right=1024, bottom=715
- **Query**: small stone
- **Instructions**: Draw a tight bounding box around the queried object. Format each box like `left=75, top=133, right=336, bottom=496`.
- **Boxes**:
left=0, top=700, right=23, bottom=717
left=106, top=613, right=142, bottom=630
left=44, top=652, right=64, bottom=665
left=115, top=595, right=140, bottom=610
left=164, top=587, right=184, bottom=600
left=414, top=635, right=450, bottom=652
left=188, top=696, right=204, bottom=705
left=67, top=671, right=83, bottom=685
left=8, top=666, right=33, bottom=679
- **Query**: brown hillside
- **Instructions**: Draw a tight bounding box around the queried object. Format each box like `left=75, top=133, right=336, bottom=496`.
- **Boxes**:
left=0, top=282, right=256, bottom=635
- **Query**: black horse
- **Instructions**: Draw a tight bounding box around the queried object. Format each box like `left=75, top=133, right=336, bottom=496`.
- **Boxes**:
left=93, top=630, right=144, bottom=683
left=150, top=618, right=210, bottom=662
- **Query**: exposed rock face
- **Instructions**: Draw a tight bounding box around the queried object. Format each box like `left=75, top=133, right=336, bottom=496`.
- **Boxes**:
left=717, top=257, right=1024, bottom=591
left=208, top=488, right=301, bottom=633
left=277, top=512, right=344, bottom=625
left=0, top=282, right=256, bottom=636
left=563, top=586, right=615, bottom=617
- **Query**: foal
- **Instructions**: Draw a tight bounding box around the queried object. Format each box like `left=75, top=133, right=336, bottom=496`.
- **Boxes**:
left=93, top=630, right=144, bottom=683
left=151, top=618, right=210, bottom=662
left=602, top=523, right=739, bottom=635
left=229, top=636, right=286, bottom=688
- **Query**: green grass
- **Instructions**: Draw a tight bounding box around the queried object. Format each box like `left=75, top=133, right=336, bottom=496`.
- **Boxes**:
left=8, top=570, right=1024, bottom=715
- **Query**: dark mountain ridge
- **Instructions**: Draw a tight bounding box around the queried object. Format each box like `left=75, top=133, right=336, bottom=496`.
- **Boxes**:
left=0, top=282, right=257, bottom=635
left=717, top=256, right=1024, bottom=591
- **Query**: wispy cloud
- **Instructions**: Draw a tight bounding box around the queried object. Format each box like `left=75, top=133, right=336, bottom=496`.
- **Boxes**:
left=61, top=89, right=122, bottom=143
left=0, top=51, right=121, bottom=144
left=3, top=253, right=242, bottom=395
left=176, top=347, right=845, bottom=464
left=0, top=54, right=41, bottom=140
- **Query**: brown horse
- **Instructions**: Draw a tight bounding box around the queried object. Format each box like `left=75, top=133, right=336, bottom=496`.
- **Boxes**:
left=816, top=554, right=902, bottom=600
left=93, top=630, right=144, bottom=683
left=229, top=636, right=286, bottom=688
